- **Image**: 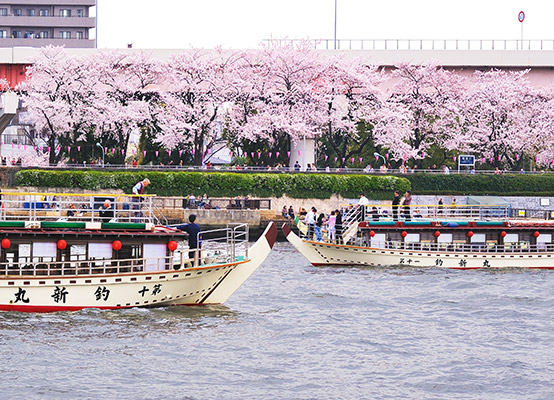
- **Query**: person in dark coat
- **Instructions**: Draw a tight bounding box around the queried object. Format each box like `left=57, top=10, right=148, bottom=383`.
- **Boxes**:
left=99, top=199, right=114, bottom=223
left=176, top=214, right=202, bottom=264
left=392, top=190, right=401, bottom=221
left=335, top=209, right=343, bottom=244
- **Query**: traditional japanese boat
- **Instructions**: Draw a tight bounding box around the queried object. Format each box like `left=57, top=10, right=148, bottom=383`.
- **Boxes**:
left=283, top=203, right=554, bottom=269
left=0, top=192, right=276, bottom=312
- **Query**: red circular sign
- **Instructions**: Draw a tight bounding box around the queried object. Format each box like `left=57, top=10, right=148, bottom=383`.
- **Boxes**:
left=518, top=11, right=525, bottom=22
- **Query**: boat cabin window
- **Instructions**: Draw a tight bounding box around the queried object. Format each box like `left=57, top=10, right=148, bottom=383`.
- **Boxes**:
left=437, top=233, right=453, bottom=243
left=32, top=242, right=57, bottom=263
left=504, top=234, right=519, bottom=243
left=70, top=244, right=87, bottom=261
left=404, top=233, right=420, bottom=243
left=19, top=244, right=30, bottom=263
left=88, top=243, right=113, bottom=259
left=370, top=233, right=386, bottom=248
left=537, top=234, right=552, bottom=250
left=470, top=233, right=486, bottom=243
left=117, top=244, right=142, bottom=260
left=143, top=244, right=167, bottom=271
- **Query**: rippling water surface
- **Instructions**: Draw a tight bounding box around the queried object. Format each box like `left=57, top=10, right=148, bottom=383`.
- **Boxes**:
left=1, top=242, right=554, bottom=399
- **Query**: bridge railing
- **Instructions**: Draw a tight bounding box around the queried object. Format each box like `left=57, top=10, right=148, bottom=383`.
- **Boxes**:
left=264, top=38, right=554, bottom=51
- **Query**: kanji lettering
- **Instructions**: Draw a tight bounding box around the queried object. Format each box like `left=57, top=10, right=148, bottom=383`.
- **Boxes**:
left=52, top=286, right=68, bottom=303
left=152, top=284, right=162, bottom=295
left=14, top=288, right=29, bottom=303
left=94, top=286, right=110, bottom=301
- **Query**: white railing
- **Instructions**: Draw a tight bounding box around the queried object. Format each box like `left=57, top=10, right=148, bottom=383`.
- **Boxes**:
left=350, top=239, right=554, bottom=254
left=0, top=224, right=250, bottom=277
left=356, top=204, right=513, bottom=221
left=264, top=38, right=554, bottom=51
left=0, top=191, right=160, bottom=224
left=0, top=255, right=176, bottom=277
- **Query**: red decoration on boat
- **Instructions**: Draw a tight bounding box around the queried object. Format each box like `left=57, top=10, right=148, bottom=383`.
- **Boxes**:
left=500, top=231, right=507, bottom=237
left=401, top=231, right=407, bottom=237
left=434, top=231, right=441, bottom=237
left=57, top=239, right=67, bottom=250
left=1, top=238, right=10, bottom=249
left=467, top=231, right=474, bottom=237
left=168, top=240, right=178, bottom=251
left=369, top=230, right=375, bottom=237
left=112, top=240, right=122, bottom=251
left=533, top=231, right=540, bottom=238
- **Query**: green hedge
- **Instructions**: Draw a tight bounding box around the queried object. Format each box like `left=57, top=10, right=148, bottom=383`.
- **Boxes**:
left=15, top=169, right=411, bottom=199
left=404, top=173, right=554, bottom=196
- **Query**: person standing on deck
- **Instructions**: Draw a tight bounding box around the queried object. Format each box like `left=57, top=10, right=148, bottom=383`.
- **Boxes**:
left=176, top=214, right=202, bottom=265
left=327, top=210, right=336, bottom=243
left=392, top=190, right=401, bottom=222
left=358, top=193, right=370, bottom=221
left=99, top=199, right=114, bottom=223
left=131, top=178, right=150, bottom=222
left=305, top=207, right=316, bottom=240
left=335, top=209, right=343, bottom=244
left=403, top=190, right=412, bottom=221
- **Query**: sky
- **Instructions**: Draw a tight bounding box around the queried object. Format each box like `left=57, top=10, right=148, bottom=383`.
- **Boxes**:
left=96, top=0, right=554, bottom=49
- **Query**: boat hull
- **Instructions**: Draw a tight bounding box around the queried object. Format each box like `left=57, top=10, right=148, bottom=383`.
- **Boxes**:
left=0, top=222, right=277, bottom=312
left=282, top=224, right=554, bottom=270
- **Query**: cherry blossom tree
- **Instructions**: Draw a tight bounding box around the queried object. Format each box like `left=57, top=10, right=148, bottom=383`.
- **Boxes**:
left=87, top=51, right=160, bottom=164
left=154, top=49, right=239, bottom=165
left=19, top=46, right=98, bottom=164
left=316, top=56, right=385, bottom=167
left=374, top=62, right=464, bottom=164
left=224, top=42, right=330, bottom=165
left=456, top=69, right=535, bottom=168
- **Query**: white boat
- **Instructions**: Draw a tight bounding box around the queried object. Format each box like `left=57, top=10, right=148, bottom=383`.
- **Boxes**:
left=283, top=204, right=554, bottom=270
left=0, top=192, right=277, bottom=312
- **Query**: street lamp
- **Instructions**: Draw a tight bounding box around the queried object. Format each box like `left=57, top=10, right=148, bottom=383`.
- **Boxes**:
left=96, top=143, right=104, bottom=167
left=334, top=0, right=337, bottom=50
left=374, top=152, right=386, bottom=164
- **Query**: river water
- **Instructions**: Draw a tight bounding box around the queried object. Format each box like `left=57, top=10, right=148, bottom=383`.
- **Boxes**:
left=1, top=242, right=553, bottom=400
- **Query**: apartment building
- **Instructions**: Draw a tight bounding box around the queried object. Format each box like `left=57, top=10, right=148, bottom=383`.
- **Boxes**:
left=0, top=0, right=96, bottom=48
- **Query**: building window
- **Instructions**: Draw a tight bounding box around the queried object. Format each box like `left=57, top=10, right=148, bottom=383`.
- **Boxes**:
left=0, top=8, right=7, bottom=16
left=27, top=9, right=35, bottom=16
left=59, top=31, right=71, bottom=39
left=59, top=9, right=71, bottom=17
left=76, top=31, right=83, bottom=39
left=14, top=9, right=21, bottom=16
left=77, top=9, right=84, bottom=17
left=0, top=31, right=7, bottom=39
left=13, top=31, right=20, bottom=38
left=40, top=31, right=48, bottom=39
left=39, top=9, right=49, bottom=17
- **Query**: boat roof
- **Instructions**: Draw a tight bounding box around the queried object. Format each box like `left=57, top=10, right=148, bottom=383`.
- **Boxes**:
left=0, top=221, right=186, bottom=237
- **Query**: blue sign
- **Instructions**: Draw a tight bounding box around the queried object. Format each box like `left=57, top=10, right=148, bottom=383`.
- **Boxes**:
left=459, top=155, right=475, bottom=166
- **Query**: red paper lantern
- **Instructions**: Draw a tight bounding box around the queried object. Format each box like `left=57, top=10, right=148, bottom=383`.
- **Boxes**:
left=112, top=240, right=122, bottom=251
left=533, top=231, right=540, bottom=238
left=500, top=231, right=507, bottom=238
left=467, top=231, right=474, bottom=238
left=1, top=238, right=10, bottom=249
left=57, top=239, right=67, bottom=250
left=168, top=240, right=178, bottom=251
left=401, top=231, right=407, bottom=237
left=434, top=231, right=441, bottom=237
left=369, top=230, right=376, bottom=237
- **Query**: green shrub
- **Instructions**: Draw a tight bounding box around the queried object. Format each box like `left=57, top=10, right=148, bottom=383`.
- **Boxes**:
left=404, top=173, right=554, bottom=196
left=15, top=169, right=411, bottom=199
